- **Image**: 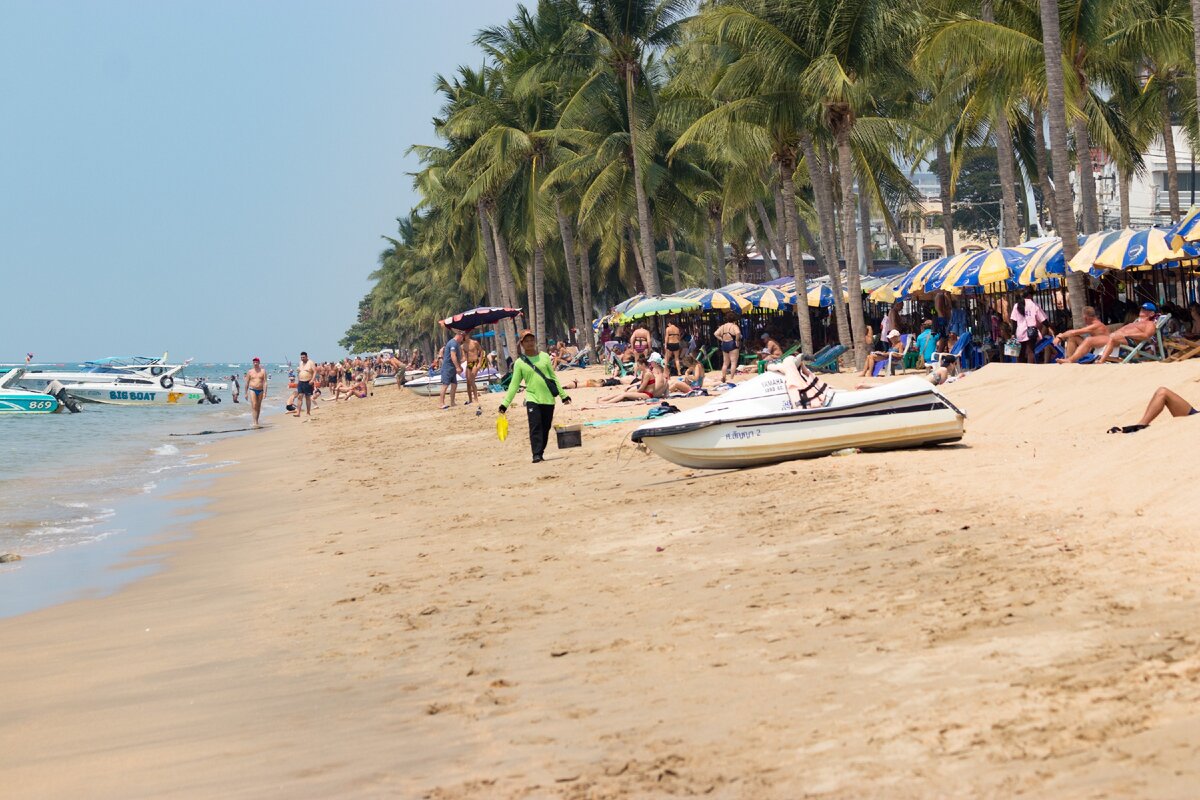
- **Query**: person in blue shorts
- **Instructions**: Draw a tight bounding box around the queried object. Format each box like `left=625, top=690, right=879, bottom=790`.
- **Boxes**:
left=438, top=330, right=465, bottom=409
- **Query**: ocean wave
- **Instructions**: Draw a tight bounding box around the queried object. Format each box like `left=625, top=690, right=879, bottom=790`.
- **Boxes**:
left=152, top=444, right=180, bottom=456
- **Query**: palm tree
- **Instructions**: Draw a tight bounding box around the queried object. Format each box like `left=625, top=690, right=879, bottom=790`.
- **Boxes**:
left=568, top=0, right=694, bottom=296
left=1040, top=0, right=1085, bottom=324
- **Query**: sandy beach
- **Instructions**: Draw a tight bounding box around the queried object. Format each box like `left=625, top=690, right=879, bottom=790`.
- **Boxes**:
left=5, top=364, right=1200, bottom=798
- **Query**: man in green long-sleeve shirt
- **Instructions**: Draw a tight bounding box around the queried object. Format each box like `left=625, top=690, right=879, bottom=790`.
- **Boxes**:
left=499, top=329, right=571, bottom=463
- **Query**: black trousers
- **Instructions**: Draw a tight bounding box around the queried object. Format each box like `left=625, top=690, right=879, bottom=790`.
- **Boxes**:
left=526, top=402, right=555, bottom=458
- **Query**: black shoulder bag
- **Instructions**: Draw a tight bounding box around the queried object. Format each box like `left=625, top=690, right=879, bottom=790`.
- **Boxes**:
left=519, top=354, right=559, bottom=398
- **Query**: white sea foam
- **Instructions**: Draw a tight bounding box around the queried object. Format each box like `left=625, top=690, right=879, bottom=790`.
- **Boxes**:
left=152, top=444, right=180, bottom=456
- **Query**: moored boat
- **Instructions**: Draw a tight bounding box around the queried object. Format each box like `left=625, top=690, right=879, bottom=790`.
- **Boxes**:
left=0, top=369, right=81, bottom=414
left=631, top=371, right=965, bottom=469
left=404, top=368, right=499, bottom=397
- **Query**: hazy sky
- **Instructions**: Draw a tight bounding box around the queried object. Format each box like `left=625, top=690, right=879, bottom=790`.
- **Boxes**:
left=0, top=0, right=520, bottom=363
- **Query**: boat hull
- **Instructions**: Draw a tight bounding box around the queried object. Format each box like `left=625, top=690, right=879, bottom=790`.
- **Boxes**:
left=404, top=372, right=497, bottom=397
left=632, top=375, right=965, bottom=469
left=66, top=386, right=207, bottom=405
left=0, top=391, right=60, bottom=414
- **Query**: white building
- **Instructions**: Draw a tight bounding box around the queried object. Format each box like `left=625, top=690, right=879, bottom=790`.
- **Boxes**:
left=1095, top=125, right=1199, bottom=228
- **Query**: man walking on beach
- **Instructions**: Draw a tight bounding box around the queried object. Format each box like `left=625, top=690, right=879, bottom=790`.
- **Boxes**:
left=245, top=357, right=267, bottom=428
left=295, top=351, right=316, bottom=418
left=498, top=329, right=571, bottom=463
left=439, top=330, right=465, bottom=409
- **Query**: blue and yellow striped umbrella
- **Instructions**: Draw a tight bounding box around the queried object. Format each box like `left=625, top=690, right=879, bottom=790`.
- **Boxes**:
left=1068, top=230, right=1131, bottom=272
left=1165, top=206, right=1200, bottom=249
left=806, top=283, right=848, bottom=308
left=1092, top=227, right=1184, bottom=270
left=741, top=286, right=796, bottom=310
left=1016, top=238, right=1065, bottom=284
left=947, top=247, right=1032, bottom=290
left=694, top=289, right=751, bottom=312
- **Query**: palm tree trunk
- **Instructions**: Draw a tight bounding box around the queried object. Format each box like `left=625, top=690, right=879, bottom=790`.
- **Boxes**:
left=554, top=199, right=588, bottom=348
left=533, top=246, right=547, bottom=348
left=1073, top=117, right=1100, bottom=234
left=754, top=198, right=783, bottom=277
left=478, top=202, right=501, bottom=306
left=1162, top=97, right=1181, bottom=221
left=1193, top=0, right=1200, bottom=210
left=773, top=183, right=791, bottom=272
left=489, top=215, right=522, bottom=356
left=835, top=126, right=866, bottom=367
left=667, top=229, right=681, bottom=291
left=936, top=139, right=955, bottom=255
left=625, top=68, right=659, bottom=295
left=859, top=192, right=874, bottom=272
left=628, top=224, right=648, bottom=292
left=1033, top=107, right=1056, bottom=229
left=744, top=212, right=769, bottom=281
left=578, top=237, right=595, bottom=348
left=779, top=164, right=815, bottom=356
left=801, top=136, right=852, bottom=350
left=713, top=211, right=727, bottom=285
left=995, top=109, right=1022, bottom=246
left=702, top=224, right=714, bottom=289
left=880, top=203, right=919, bottom=266
left=1040, top=0, right=1086, bottom=325
left=730, top=239, right=746, bottom=283
left=526, top=255, right=539, bottom=346
left=1120, top=166, right=1131, bottom=228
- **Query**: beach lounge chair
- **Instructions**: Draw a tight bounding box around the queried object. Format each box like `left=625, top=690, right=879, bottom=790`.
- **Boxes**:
left=1166, top=337, right=1200, bottom=362
left=1033, top=336, right=1065, bottom=362
left=872, top=334, right=913, bottom=377
left=925, top=331, right=972, bottom=369
left=698, top=346, right=719, bottom=372
left=556, top=346, right=591, bottom=370
left=806, top=344, right=846, bottom=373
left=1117, top=314, right=1171, bottom=363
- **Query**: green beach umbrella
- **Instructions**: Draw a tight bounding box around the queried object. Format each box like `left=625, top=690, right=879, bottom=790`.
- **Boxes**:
left=616, top=296, right=701, bottom=323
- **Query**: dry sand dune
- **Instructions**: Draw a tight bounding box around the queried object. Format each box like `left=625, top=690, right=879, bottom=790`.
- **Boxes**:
left=4, top=362, right=1200, bottom=798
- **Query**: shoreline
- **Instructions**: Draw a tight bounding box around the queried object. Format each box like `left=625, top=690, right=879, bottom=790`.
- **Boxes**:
left=5, top=365, right=1200, bottom=797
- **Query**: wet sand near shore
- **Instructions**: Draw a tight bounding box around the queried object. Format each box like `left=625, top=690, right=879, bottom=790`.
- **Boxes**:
left=4, top=362, right=1200, bottom=798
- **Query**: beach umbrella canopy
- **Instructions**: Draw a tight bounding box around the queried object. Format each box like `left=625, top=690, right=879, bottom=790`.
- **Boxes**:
left=694, top=289, right=751, bottom=312
left=1091, top=227, right=1185, bottom=270
left=1067, top=230, right=1130, bottom=272
left=1165, top=206, right=1200, bottom=248
left=718, top=281, right=763, bottom=295
left=1016, top=238, right=1065, bottom=284
left=616, top=296, right=701, bottom=322
left=806, top=283, right=848, bottom=308
left=948, top=248, right=1031, bottom=290
left=879, top=258, right=940, bottom=301
left=612, top=293, right=646, bottom=315
left=741, top=286, right=796, bottom=310
left=440, top=306, right=523, bottom=331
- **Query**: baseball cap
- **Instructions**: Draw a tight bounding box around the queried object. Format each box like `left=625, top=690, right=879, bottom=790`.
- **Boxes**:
left=1141, top=302, right=1157, bottom=312
left=519, top=329, right=535, bottom=340
left=888, top=329, right=901, bottom=339
left=252, top=357, right=260, bottom=363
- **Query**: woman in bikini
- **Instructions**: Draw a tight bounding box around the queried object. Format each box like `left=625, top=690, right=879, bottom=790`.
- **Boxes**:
left=714, top=313, right=742, bottom=384
left=664, top=319, right=683, bottom=375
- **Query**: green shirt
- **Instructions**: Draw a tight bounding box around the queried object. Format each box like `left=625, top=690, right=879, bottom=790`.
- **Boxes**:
left=503, top=351, right=569, bottom=407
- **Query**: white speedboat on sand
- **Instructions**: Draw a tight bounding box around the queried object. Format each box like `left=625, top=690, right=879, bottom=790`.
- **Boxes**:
left=631, top=370, right=965, bottom=469
left=404, top=368, right=499, bottom=397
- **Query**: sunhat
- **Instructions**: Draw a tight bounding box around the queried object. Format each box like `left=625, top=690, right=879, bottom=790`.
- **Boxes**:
left=887, top=329, right=901, bottom=339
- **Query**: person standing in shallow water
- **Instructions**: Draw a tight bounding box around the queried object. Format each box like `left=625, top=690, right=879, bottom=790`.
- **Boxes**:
left=498, top=330, right=572, bottom=463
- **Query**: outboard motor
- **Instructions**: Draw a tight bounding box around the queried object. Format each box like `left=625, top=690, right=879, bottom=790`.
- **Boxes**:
left=196, top=379, right=221, bottom=405
left=45, top=380, right=82, bottom=413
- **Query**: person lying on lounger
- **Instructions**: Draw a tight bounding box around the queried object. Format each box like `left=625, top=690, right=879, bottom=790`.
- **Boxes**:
left=599, top=354, right=666, bottom=403
left=1053, top=305, right=1108, bottom=359
left=860, top=330, right=903, bottom=377
left=1059, top=303, right=1157, bottom=364
left=1108, top=386, right=1199, bottom=433
left=928, top=354, right=959, bottom=386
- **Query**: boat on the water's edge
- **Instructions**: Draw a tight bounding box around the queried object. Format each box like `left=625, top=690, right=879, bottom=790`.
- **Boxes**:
left=17, top=355, right=227, bottom=395
left=58, top=364, right=223, bottom=406
left=631, top=373, right=966, bottom=469
left=0, top=369, right=81, bottom=414
left=403, top=368, right=500, bottom=397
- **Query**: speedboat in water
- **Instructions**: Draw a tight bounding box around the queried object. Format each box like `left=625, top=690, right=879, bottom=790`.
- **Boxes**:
left=631, top=370, right=965, bottom=469
left=58, top=364, right=223, bottom=406
left=404, top=368, right=499, bottom=397
left=18, top=354, right=226, bottom=394
left=0, top=369, right=82, bottom=414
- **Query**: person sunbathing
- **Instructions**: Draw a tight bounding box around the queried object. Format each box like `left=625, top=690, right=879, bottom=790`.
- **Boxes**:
left=928, top=354, right=959, bottom=386
left=1074, top=303, right=1159, bottom=364
left=759, top=333, right=783, bottom=362
left=668, top=356, right=705, bottom=394
left=599, top=355, right=666, bottom=403
left=1108, top=386, right=1199, bottom=433
left=860, top=330, right=903, bottom=377
left=1053, top=305, right=1107, bottom=359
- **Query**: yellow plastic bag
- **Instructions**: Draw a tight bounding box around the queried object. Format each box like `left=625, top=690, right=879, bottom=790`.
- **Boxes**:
left=496, top=414, right=509, bottom=441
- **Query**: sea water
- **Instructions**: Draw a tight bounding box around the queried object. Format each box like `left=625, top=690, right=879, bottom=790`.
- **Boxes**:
left=0, top=362, right=287, bottom=588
